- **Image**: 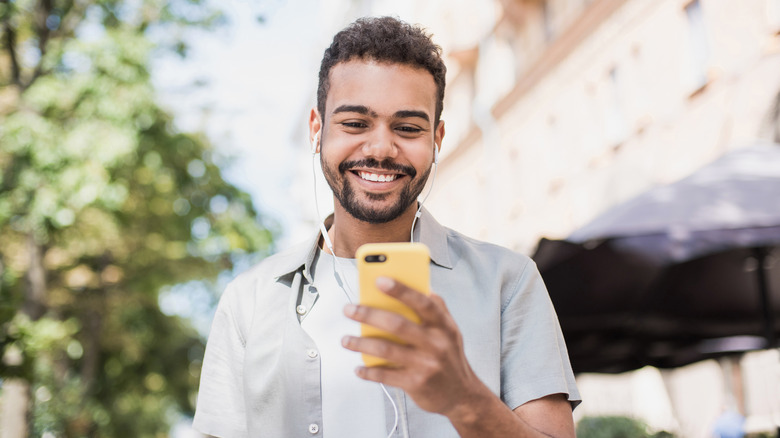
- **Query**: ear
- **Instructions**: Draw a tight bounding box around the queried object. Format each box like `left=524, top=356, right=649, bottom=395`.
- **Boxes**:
left=434, top=119, right=445, bottom=160
left=309, top=108, right=322, bottom=153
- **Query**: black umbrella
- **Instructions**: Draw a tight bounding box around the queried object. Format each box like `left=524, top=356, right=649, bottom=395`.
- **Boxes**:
left=533, top=141, right=780, bottom=374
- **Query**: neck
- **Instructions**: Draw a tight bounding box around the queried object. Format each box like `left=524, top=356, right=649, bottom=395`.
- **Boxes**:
left=324, top=202, right=419, bottom=258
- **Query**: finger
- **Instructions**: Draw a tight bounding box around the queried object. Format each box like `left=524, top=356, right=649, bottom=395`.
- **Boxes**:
left=343, top=304, right=426, bottom=345
left=354, top=364, right=412, bottom=389
left=341, top=335, right=416, bottom=366
left=376, top=277, right=449, bottom=327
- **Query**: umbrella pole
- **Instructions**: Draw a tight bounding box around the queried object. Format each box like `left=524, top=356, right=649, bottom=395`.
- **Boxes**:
left=754, top=247, right=777, bottom=349
left=753, top=247, right=780, bottom=438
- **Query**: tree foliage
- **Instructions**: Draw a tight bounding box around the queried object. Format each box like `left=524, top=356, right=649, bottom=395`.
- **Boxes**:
left=0, top=1, right=273, bottom=436
left=576, top=416, right=676, bottom=438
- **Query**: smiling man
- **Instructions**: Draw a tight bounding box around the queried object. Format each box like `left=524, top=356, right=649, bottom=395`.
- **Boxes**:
left=193, top=16, right=580, bottom=438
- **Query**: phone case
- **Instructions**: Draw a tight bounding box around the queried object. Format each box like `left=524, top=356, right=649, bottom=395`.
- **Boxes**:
left=356, top=242, right=431, bottom=367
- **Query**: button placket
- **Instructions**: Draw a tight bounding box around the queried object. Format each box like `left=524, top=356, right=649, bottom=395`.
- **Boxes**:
left=296, top=281, right=319, bottom=323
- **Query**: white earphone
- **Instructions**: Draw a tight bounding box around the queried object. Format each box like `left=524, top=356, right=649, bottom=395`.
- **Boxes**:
left=310, top=131, right=333, bottom=252
left=311, top=132, right=320, bottom=155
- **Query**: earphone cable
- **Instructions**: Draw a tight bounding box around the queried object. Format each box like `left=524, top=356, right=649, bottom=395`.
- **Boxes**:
left=410, top=156, right=438, bottom=243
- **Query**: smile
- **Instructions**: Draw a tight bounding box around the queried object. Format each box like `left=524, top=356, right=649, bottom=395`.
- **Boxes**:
left=358, top=171, right=399, bottom=182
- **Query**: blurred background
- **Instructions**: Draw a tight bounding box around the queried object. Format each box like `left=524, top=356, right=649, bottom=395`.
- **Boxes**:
left=1, top=0, right=779, bottom=437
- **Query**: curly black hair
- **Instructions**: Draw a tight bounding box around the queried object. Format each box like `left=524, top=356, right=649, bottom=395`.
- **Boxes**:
left=317, top=16, right=447, bottom=125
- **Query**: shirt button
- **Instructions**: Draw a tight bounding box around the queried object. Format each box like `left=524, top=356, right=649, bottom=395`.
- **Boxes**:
left=307, top=349, right=318, bottom=358
left=308, top=423, right=319, bottom=434
left=296, top=305, right=307, bottom=315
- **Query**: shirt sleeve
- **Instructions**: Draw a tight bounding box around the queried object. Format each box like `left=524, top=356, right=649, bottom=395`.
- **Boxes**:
left=500, top=258, right=581, bottom=410
left=193, top=283, right=249, bottom=437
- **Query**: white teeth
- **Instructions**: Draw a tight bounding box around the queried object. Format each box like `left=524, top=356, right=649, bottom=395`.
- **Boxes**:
left=359, top=171, right=397, bottom=182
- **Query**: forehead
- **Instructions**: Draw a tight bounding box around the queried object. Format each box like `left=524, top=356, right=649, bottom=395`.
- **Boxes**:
left=325, top=60, right=437, bottom=118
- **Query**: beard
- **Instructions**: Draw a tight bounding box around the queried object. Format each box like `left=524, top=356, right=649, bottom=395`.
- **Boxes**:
left=322, top=156, right=431, bottom=224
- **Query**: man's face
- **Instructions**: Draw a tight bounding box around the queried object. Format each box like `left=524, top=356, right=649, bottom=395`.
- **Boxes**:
left=315, top=60, right=444, bottom=224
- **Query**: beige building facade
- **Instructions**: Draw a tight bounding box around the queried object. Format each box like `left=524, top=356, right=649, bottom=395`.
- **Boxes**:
left=422, top=1, right=780, bottom=436
left=300, top=0, right=780, bottom=435
left=428, top=0, right=780, bottom=252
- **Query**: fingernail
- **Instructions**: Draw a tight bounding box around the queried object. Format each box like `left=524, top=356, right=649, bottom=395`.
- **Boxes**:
left=344, top=304, right=357, bottom=316
left=341, top=336, right=352, bottom=347
left=376, top=276, right=394, bottom=291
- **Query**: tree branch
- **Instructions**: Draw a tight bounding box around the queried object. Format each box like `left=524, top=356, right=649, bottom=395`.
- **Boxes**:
left=56, top=0, right=92, bottom=40
left=24, top=0, right=55, bottom=89
left=23, top=234, right=47, bottom=321
left=0, top=0, right=22, bottom=88
left=79, top=306, right=102, bottom=397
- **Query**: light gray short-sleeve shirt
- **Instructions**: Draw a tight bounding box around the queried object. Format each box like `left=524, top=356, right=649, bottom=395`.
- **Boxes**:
left=193, top=208, right=580, bottom=438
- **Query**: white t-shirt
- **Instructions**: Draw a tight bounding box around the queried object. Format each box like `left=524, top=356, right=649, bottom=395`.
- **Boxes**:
left=300, top=250, right=386, bottom=437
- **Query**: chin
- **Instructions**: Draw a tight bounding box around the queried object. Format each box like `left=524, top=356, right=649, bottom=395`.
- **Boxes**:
left=346, top=201, right=414, bottom=224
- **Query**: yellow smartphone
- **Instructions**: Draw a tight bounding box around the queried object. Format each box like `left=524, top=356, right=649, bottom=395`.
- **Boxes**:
left=356, top=242, right=431, bottom=367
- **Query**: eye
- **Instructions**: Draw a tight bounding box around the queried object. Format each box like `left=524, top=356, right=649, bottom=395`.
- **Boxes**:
left=396, top=126, right=423, bottom=135
left=341, top=122, right=368, bottom=129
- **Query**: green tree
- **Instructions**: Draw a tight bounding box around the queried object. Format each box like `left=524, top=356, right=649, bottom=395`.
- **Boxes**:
left=0, top=1, right=273, bottom=436
left=575, top=415, right=678, bottom=438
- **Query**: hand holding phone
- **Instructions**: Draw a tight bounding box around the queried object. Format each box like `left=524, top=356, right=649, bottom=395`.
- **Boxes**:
left=355, top=242, right=431, bottom=367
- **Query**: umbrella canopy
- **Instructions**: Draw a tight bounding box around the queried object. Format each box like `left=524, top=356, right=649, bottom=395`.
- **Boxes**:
left=566, top=142, right=780, bottom=262
left=533, top=141, right=780, bottom=374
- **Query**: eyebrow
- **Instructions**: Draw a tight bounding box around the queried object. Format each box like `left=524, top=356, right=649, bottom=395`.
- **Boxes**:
left=394, top=110, right=430, bottom=122
left=333, top=105, right=377, bottom=117
left=332, top=105, right=430, bottom=123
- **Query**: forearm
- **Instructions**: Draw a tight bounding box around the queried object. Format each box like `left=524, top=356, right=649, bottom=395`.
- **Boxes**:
left=446, top=386, right=573, bottom=438
left=341, top=280, right=575, bottom=436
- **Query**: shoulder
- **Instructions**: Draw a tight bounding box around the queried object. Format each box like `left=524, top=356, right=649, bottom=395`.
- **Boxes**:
left=235, top=237, right=312, bottom=282
left=443, top=226, right=534, bottom=274
left=213, top=239, right=313, bottom=339
left=440, top=226, right=545, bottom=312
left=221, top=238, right=312, bottom=303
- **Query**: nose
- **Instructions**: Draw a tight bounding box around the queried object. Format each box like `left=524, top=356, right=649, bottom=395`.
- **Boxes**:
left=361, top=125, right=398, bottom=161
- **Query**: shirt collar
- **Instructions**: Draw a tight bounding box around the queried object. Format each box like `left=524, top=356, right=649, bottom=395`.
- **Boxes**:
left=413, top=207, right=453, bottom=269
left=271, top=207, right=453, bottom=280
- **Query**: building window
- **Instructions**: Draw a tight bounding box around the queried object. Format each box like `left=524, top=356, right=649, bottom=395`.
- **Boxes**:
left=605, top=67, right=628, bottom=147
left=769, top=0, right=780, bottom=34
left=683, top=0, right=710, bottom=94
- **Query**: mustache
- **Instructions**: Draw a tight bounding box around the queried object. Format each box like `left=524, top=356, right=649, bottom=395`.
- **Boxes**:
left=339, top=158, right=417, bottom=178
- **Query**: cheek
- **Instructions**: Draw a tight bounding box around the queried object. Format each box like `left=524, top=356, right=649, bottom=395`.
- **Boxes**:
left=320, top=142, right=347, bottom=165
left=407, top=145, right=435, bottom=169
left=319, top=149, right=339, bottom=175
left=322, top=135, right=366, bottom=162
